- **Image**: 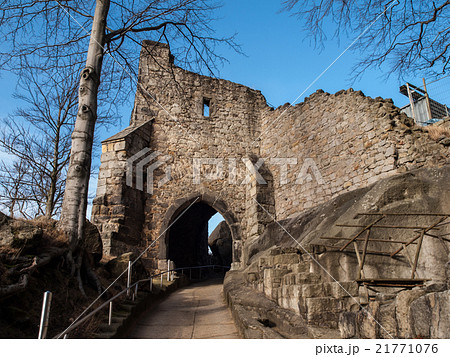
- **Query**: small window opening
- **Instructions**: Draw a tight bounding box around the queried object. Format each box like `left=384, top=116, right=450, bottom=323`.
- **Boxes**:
left=203, top=98, right=211, bottom=117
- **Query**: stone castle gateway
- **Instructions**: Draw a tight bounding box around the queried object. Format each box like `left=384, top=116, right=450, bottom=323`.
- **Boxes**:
left=92, top=41, right=449, bottom=271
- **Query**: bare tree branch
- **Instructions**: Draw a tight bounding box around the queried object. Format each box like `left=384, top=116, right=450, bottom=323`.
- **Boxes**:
left=283, top=0, right=450, bottom=79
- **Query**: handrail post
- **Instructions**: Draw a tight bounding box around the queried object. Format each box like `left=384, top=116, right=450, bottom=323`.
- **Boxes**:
left=127, top=261, right=132, bottom=297
left=160, top=273, right=163, bottom=288
left=149, top=277, right=153, bottom=292
left=167, top=259, right=170, bottom=281
left=38, top=291, right=52, bottom=339
left=108, top=302, right=113, bottom=326
left=135, top=282, right=139, bottom=298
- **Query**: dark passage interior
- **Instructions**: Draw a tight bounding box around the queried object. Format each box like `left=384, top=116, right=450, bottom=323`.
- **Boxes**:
left=167, top=202, right=231, bottom=269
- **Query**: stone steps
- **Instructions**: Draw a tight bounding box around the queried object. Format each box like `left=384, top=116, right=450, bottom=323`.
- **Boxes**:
left=90, top=276, right=189, bottom=338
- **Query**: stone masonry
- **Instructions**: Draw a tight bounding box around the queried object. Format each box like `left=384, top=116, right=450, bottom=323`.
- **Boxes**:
left=92, top=41, right=449, bottom=270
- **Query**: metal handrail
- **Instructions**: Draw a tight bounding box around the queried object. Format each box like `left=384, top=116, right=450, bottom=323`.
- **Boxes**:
left=54, top=264, right=229, bottom=338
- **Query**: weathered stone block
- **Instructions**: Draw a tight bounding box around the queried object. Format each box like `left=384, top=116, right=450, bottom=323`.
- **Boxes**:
left=296, top=272, right=322, bottom=284
left=328, top=281, right=359, bottom=298
left=410, top=290, right=450, bottom=339
left=306, top=297, right=338, bottom=313
left=302, top=283, right=325, bottom=298
left=339, top=311, right=357, bottom=338
left=114, top=140, right=126, bottom=151
left=394, top=289, right=427, bottom=338
left=99, top=169, right=112, bottom=179
left=377, top=302, right=397, bottom=338
left=292, top=263, right=310, bottom=274
left=283, top=273, right=297, bottom=285
left=259, top=256, right=273, bottom=267
left=273, top=253, right=300, bottom=265
left=357, top=301, right=379, bottom=339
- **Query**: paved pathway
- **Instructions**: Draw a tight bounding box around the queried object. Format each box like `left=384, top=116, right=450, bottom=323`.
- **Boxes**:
left=127, top=279, right=240, bottom=339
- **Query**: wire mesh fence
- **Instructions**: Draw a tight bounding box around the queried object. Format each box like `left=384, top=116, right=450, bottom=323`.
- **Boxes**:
left=399, top=75, right=450, bottom=126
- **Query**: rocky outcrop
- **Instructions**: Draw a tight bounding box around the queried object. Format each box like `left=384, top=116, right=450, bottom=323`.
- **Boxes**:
left=410, top=290, right=450, bottom=338
left=104, top=252, right=148, bottom=284
left=0, top=212, right=43, bottom=249
left=83, top=220, right=103, bottom=264
left=248, top=165, right=450, bottom=283
left=228, top=165, right=450, bottom=338
left=208, top=221, right=232, bottom=266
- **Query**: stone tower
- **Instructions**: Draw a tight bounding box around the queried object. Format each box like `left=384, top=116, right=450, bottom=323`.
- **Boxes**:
left=92, top=41, right=272, bottom=270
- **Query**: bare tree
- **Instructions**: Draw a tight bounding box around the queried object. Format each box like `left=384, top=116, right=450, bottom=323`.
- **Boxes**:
left=0, top=158, right=32, bottom=218
left=0, top=59, right=114, bottom=219
left=0, top=69, right=76, bottom=218
left=283, top=0, right=450, bottom=79
left=0, top=61, right=82, bottom=218
left=0, top=1, right=238, bottom=273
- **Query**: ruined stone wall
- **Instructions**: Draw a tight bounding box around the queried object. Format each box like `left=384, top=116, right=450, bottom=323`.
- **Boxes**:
left=260, top=89, right=449, bottom=220
left=93, top=41, right=269, bottom=268
left=92, top=122, right=152, bottom=255
left=92, top=41, right=449, bottom=269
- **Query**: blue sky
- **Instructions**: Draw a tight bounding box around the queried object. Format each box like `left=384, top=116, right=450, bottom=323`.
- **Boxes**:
left=0, top=1, right=425, bottom=132
left=0, top=0, right=426, bottom=227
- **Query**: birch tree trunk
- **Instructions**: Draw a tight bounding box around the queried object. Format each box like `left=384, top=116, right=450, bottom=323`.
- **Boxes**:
left=60, top=0, right=110, bottom=251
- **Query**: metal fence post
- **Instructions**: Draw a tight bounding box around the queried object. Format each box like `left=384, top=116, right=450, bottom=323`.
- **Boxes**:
left=127, top=261, right=132, bottom=297
left=135, top=283, right=139, bottom=298
left=149, top=277, right=153, bottom=292
left=167, top=260, right=171, bottom=281
left=108, top=302, right=113, bottom=326
left=38, top=291, right=52, bottom=339
left=170, top=261, right=174, bottom=281
left=160, top=273, right=163, bottom=288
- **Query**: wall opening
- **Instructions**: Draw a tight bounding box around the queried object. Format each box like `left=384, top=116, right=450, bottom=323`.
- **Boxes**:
left=208, top=212, right=232, bottom=266
left=208, top=212, right=224, bottom=235
left=167, top=202, right=231, bottom=269
left=203, top=98, right=211, bottom=117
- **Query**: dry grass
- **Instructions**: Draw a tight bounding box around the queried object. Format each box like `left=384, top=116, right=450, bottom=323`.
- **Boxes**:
left=426, top=125, right=450, bottom=141
left=0, top=217, right=68, bottom=257
left=31, top=217, right=68, bottom=247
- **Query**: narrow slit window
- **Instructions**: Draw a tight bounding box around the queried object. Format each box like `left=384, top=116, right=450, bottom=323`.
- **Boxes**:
left=203, top=98, right=211, bottom=117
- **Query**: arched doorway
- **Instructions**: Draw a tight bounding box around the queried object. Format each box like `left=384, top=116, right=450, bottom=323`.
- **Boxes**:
left=167, top=201, right=216, bottom=267
left=158, top=193, right=242, bottom=269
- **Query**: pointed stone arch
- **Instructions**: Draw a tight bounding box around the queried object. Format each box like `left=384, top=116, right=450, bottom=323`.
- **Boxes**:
left=158, top=191, right=243, bottom=269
